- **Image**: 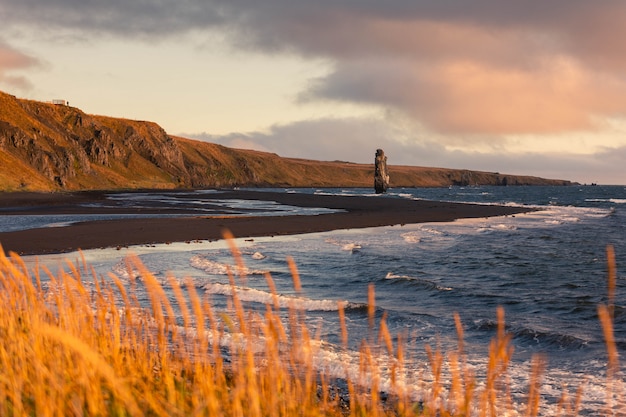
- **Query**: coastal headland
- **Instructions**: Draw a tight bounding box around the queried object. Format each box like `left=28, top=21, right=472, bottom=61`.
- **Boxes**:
left=0, top=189, right=533, bottom=255
left=0, top=90, right=573, bottom=192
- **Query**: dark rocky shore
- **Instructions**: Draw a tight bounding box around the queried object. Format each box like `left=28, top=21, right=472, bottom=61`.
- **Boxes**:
left=0, top=189, right=533, bottom=255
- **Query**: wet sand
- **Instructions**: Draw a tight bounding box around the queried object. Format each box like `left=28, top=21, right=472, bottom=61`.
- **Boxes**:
left=0, top=189, right=533, bottom=255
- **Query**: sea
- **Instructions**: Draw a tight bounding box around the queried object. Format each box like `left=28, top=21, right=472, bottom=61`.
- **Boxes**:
left=7, top=185, right=626, bottom=415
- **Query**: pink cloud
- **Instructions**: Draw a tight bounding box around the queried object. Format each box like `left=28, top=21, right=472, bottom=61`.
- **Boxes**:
left=407, top=58, right=626, bottom=134
left=0, top=41, right=39, bottom=90
left=297, top=16, right=626, bottom=136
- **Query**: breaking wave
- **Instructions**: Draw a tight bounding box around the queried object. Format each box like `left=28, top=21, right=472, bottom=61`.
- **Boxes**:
left=202, top=282, right=362, bottom=311
left=473, top=319, right=589, bottom=350
left=385, top=272, right=452, bottom=291
left=586, top=198, right=626, bottom=204
left=190, top=255, right=268, bottom=275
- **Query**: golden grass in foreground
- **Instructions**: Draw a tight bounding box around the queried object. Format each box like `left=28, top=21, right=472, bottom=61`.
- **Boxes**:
left=0, top=242, right=622, bottom=416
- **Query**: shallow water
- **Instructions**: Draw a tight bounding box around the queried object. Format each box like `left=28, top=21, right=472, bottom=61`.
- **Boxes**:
left=0, top=189, right=342, bottom=232
left=15, top=185, right=626, bottom=414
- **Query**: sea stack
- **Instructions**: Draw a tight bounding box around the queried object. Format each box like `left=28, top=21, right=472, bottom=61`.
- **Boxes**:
left=374, top=148, right=390, bottom=193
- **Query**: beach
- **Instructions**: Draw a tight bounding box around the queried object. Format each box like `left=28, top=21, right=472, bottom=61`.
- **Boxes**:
left=0, top=189, right=531, bottom=255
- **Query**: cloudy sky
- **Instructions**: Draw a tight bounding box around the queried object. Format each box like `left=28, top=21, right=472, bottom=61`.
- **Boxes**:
left=2, top=1, right=625, bottom=184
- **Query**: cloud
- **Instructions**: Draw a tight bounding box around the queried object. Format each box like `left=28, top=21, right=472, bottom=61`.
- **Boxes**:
left=0, top=0, right=224, bottom=37
left=305, top=55, right=626, bottom=135
left=291, top=16, right=626, bottom=135
left=4, top=1, right=626, bottom=137
left=233, top=1, right=626, bottom=136
left=0, top=40, right=39, bottom=89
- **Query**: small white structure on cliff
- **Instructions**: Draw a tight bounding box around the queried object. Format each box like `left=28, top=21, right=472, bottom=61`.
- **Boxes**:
left=50, top=99, right=69, bottom=106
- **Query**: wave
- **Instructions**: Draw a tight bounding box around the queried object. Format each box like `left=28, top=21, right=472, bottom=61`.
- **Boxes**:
left=313, top=189, right=379, bottom=198
left=111, top=260, right=132, bottom=279
left=477, top=223, right=518, bottom=233
left=514, top=327, right=589, bottom=350
left=400, top=227, right=457, bottom=249
left=401, top=228, right=442, bottom=243
left=190, top=255, right=268, bottom=275
left=385, top=272, right=452, bottom=291
left=201, top=282, right=362, bottom=311
left=400, top=205, right=613, bottom=239
left=585, top=198, right=626, bottom=204
left=111, top=259, right=163, bottom=282
left=341, top=243, right=362, bottom=252
left=474, top=319, right=588, bottom=349
left=325, top=238, right=363, bottom=252
left=507, top=205, right=611, bottom=228
left=401, top=233, right=421, bottom=243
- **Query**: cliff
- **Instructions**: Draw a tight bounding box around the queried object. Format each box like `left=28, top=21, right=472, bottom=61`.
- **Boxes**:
left=0, top=91, right=573, bottom=191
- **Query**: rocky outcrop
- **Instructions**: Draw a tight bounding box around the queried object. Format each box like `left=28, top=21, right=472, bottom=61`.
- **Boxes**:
left=374, top=148, right=389, bottom=193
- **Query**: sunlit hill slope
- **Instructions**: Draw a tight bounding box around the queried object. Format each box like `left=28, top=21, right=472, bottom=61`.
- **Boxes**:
left=0, top=91, right=573, bottom=191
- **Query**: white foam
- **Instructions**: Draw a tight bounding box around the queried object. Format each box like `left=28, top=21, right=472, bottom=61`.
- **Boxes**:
left=491, top=223, right=517, bottom=230
left=586, top=198, right=626, bottom=204
left=341, top=243, right=362, bottom=251
left=398, top=226, right=457, bottom=251
left=190, top=255, right=268, bottom=276
left=111, top=260, right=132, bottom=280
left=385, top=272, right=410, bottom=280
left=252, top=252, right=266, bottom=260
left=311, top=338, right=622, bottom=416
left=401, top=233, right=421, bottom=243
left=420, top=227, right=444, bottom=235
left=425, top=205, right=613, bottom=238
left=109, top=259, right=167, bottom=286
left=385, top=272, right=453, bottom=291
left=325, top=238, right=363, bottom=252
left=45, top=221, right=76, bottom=228
left=202, top=282, right=349, bottom=311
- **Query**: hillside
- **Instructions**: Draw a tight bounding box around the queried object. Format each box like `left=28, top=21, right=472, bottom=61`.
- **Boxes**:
left=0, top=91, right=573, bottom=191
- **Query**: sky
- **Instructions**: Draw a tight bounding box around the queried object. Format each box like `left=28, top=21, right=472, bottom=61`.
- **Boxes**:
left=1, top=1, right=625, bottom=185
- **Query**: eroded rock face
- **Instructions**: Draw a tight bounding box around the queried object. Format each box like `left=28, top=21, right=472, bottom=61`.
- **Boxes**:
left=374, top=148, right=389, bottom=193
left=0, top=93, right=196, bottom=189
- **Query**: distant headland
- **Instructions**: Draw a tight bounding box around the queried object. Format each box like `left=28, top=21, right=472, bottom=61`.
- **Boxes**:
left=0, top=90, right=575, bottom=192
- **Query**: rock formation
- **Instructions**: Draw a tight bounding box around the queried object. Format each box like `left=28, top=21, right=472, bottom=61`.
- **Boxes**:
left=374, top=148, right=390, bottom=193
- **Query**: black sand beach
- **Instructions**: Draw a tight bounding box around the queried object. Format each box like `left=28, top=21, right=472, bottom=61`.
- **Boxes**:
left=0, top=189, right=532, bottom=255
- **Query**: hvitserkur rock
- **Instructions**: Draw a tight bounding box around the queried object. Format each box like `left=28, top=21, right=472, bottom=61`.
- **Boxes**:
left=374, top=148, right=390, bottom=193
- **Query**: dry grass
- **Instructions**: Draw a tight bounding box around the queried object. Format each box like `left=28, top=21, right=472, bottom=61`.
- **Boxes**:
left=0, top=242, right=621, bottom=416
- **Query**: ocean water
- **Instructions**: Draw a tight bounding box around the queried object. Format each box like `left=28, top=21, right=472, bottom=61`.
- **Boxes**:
left=15, top=185, right=626, bottom=414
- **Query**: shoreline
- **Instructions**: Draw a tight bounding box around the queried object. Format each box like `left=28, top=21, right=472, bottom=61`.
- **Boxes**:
left=0, top=189, right=533, bottom=255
